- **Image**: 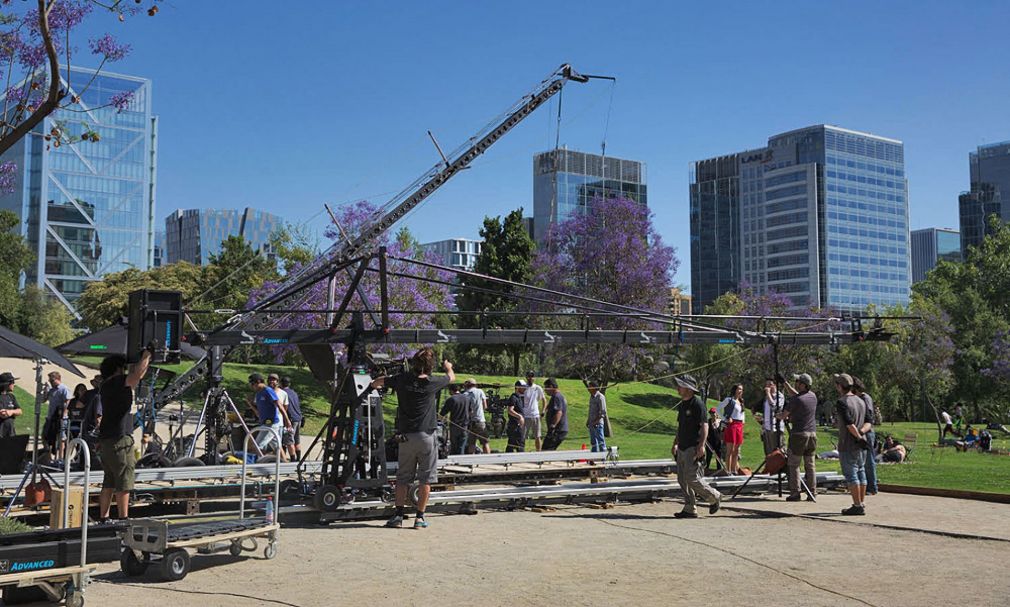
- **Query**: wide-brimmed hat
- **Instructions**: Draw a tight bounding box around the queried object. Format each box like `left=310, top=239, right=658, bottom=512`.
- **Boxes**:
left=674, top=374, right=699, bottom=393
left=0, top=372, right=16, bottom=385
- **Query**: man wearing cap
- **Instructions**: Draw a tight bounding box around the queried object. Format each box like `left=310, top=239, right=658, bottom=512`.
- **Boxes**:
left=671, top=374, right=721, bottom=518
left=523, top=372, right=546, bottom=451
left=267, top=373, right=294, bottom=462
left=505, top=381, right=527, bottom=453
left=542, top=378, right=568, bottom=451
left=464, top=379, right=490, bottom=455
left=0, top=372, right=22, bottom=438
left=586, top=380, right=608, bottom=453
left=778, top=373, right=818, bottom=501
left=438, top=385, right=470, bottom=455
left=45, top=371, right=71, bottom=457
left=834, top=373, right=868, bottom=515
left=248, top=373, right=288, bottom=459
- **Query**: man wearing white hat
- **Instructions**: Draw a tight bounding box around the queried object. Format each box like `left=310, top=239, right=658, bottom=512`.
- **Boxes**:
left=671, top=374, right=721, bottom=518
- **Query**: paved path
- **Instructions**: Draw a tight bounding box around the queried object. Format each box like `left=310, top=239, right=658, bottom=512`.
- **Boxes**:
left=79, top=491, right=1010, bottom=607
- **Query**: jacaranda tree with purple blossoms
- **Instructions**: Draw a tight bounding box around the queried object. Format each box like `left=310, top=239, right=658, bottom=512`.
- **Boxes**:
left=247, top=200, right=454, bottom=364
left=0, top=0, right=159, bottom=192
left=532, top=196, right=675, bottom=386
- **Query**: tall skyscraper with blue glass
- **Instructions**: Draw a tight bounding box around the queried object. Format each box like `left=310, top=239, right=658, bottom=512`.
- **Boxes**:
left=910, top=228, right=960, bottom=283
left=691, top=125, right=910, bottom=312
left=164, top=207, right=281, bottom=266
left=958, top=141, right=1010, bottom=257
left=0, top=67, right=156, bottom=318
left=532, top=148, right=647, bottom=243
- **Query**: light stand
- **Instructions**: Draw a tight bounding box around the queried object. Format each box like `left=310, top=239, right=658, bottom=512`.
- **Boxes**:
left=2, top=357, right=58, bottom=516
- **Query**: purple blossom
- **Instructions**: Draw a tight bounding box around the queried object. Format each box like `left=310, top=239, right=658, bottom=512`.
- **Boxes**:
left=88, top=34, right=130, bottom=61
left=17, top=42, right=46, bottom=69
left=247, top=200, right=455, bottom=362
left=983, top=330, right=1010, bottom=382
left=3, top=86, right=26, bottom=103
left=109, top=91, right=133, bottom=112
left=0, top=161, right=18, bottom=195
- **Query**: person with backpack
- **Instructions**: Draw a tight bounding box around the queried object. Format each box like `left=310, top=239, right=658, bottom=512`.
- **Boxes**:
left=852, top=377, right=878, bottom=496
left=720, top=384, right=745, bottom=475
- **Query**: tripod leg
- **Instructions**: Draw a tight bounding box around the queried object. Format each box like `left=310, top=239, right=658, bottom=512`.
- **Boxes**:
left=187, top=392, right=212, bottom=459
left=223, top=392, right=264, bottom=457
left=730, top=459, right=767, bottom=500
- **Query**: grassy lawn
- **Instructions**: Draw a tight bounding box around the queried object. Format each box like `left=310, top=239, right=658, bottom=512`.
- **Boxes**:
left=67, top=357, right=1010, bottom=495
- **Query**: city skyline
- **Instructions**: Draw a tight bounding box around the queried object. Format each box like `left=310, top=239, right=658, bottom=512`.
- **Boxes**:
left=61, top=2, right=1010, bottom=289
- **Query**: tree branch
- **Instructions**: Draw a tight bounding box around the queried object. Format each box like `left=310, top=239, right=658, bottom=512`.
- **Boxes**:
left=0, top=0, right=64, bottom=157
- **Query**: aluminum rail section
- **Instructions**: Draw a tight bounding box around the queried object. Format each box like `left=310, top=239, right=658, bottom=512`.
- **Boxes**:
left=315, top=473, right=847, bottom=522
left=0, top=449, right=611, bottom=491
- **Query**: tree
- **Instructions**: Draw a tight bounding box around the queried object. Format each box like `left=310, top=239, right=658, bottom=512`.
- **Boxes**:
left=271, top=223, right=317, bottom=274
left=914, top=218, right=1010, bottom=420
left=455, top=208, right=535, bottom=374
left=532, top=196, right=676, bottom=386
left=0, top=1, right=160, bottom=191
left=76, top=262, right=206, bottom=330
left=16, top=285, right=73, bottom=346
left=0, top=209, right=34, bottom=324
left=248, top=201, right=454, bottom=363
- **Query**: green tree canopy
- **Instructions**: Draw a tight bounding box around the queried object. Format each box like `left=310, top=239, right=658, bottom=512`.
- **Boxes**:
left=76, top=262, right=206, bottom=330
left=16, top=285, right=74, bottom=347
left=0, top=210, right=34, bottom=325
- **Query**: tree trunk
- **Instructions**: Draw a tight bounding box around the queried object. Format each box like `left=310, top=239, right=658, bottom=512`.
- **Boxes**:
left=511, top=346, right=520, bottom=377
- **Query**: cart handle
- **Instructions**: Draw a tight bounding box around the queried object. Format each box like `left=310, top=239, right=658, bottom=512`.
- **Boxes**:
left=63, top=438, right=91, bottom=571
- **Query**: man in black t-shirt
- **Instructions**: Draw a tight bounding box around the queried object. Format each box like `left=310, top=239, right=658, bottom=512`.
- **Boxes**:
left=505, top=381, right=527, bottom=453
left=439, top=385, right=470, bottom=455
left=671, top=374, right=721, bottom=518
left=371, top=347, right=454, bottom=529
left=0, top=372, right=22, bottom=439
left=542, top=378, right=568, bottom=451
left=97, top=349, right=151, bottom=521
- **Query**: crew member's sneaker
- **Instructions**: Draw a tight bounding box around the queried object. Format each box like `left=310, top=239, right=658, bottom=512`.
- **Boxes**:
left=674, top=511, right=698, bottom=519
left=385, top=515, right=403, bottom=528
left=841, top=505, right=865, bottom=516
left=785, top=495, right=802, bottom=502
left=413, top=516, right=429, bottom=529
left=709, top=493, right=722, bottom=515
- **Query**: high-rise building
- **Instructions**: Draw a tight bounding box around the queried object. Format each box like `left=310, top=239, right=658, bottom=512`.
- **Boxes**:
left=668, top=287, right=692, bottom=316
left=910, top=228, right=961, bottom=283
left=532, top=148, right=646, bottom=243
left=689, top=154, right=740, bottom=313
left=152, top=230, right=165, bottom=268
left=164, top=207, right=281, bottom=266
left=420, top=238, right=482, bottom=271
left=958, top=141, right=1010, bottom=257
left=691, top=125, right=910, bottom=313
left=0, top=67, right=157, bottom=317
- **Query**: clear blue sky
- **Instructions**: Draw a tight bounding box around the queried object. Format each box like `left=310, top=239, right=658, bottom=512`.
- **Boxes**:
left=94, top=1, right=1010, bottom=288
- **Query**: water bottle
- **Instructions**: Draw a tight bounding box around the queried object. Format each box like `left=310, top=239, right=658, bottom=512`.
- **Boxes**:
left=265, top=497, right=274, bottom=524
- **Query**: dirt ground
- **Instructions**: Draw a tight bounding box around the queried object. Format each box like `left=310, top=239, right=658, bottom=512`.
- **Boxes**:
left=73, top=491, right=1010, bottom=607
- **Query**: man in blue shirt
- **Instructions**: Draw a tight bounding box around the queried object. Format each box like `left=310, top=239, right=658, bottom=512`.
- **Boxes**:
left=248, top=373, right=290, bottom=459
left=46, top=371, right=72, bottom=459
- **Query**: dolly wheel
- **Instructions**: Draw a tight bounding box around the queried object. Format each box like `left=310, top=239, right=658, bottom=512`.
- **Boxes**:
left=264, top=541, right=277, bottom=560
left=160, top=548, right=191, bottom=582
left=65, top=591, right=84, bottom=607
left=120, top=549, right=149, bottom=577
left=313, top=485, right=341, bottom=512
left=229, top=540, right=242, bottom=557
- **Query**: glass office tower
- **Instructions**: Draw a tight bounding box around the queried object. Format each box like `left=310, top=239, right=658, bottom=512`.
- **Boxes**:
left=533, top=148, right=647, bottom=243
left=910, top=228, right=961, bottom=283
left=691, top=125, right=910, bottom=313
left=164, top=207, right=281, bottom=266
left=0, top=67, right=156, bottom=317
left=958, top=141, right=1010, bottom=257
left=689, top=154, right=740, bottom=313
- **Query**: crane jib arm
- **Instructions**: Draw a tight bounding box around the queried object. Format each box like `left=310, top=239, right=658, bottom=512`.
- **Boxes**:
left=253, top=64, right=588, bottom=312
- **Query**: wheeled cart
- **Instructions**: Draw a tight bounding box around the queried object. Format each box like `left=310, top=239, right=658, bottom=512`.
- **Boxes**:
left=121, top=517, right=280, bottom=581
left=0, top=564, right=95, bottom=607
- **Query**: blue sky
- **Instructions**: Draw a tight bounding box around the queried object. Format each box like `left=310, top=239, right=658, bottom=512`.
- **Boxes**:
left=94, top=1, right=1010, bottom=288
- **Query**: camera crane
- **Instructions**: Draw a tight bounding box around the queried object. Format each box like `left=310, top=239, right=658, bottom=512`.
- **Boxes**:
left=136, top=63, right=907, bottom=515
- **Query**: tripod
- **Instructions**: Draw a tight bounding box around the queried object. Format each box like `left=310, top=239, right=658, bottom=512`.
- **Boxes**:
left=186, top=387, right=264, bottom=462
left=3, top=358, right=59, bottom=516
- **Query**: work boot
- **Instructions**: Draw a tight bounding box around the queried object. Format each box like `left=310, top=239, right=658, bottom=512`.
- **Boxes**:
left=709, top=493, right=722, bottom=515
left=674, top=511, right=698, bottom=519
left=785, top=495, right=802, bottom=502
left=841, top=504, right=865, bottom=516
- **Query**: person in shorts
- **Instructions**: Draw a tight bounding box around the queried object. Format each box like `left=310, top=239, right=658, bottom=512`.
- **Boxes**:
left=280, top=376, right=303, bottom=460
left=248, top=373, right=291, bottom=457
left=97, top=349, right=152, bottom=521
left=834, top=373, right=868, bottom=516
left=371, top=347, right=454, bottom=529
left=523, top=371, right=546, bottom=451
left=268, top=373, right=294, bottom=462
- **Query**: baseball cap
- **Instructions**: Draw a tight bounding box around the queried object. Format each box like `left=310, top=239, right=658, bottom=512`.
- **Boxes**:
left=525, top=370, right=535, bottom=378
left=544, top=378, right=558, bottom=389
left=248, top=373, right=265, bottom=384
left=708, top=407, right=717, bottom=414
left=792, top=373, right=813, bottom=386
left=515, top=380, right=527, bottom=387
left=464, top=378, right=476, bottom=386
left=833, top=373, right=853, bottom=387
left=267, top=373, right=280, bottom=381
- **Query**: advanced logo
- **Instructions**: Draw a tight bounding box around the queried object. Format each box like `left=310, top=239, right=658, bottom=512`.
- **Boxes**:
left=8, top=559, right=55, bottom=572
left=0, top=559, right=8, bottom=574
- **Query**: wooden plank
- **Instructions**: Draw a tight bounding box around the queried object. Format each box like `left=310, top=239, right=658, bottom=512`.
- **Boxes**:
left=165, top=523, right=279, bottom=549
left=0, top=564, right=96, bottom=587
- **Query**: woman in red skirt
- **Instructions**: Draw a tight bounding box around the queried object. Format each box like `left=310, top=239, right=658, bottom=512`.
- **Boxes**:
left=721, top=384, right=745, bottom=475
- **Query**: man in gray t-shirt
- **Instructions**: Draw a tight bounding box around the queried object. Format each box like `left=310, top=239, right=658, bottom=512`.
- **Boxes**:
left=779, top=373, right=818, bottom=501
